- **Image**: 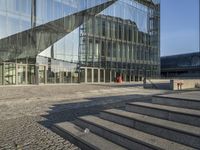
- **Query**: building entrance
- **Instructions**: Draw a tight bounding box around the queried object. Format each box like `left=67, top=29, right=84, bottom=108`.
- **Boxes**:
left=17, top=64, right=27, bottom=85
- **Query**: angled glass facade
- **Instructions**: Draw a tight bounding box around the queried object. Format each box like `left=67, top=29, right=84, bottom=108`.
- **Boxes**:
left=0, top=0, right=160, bottom=85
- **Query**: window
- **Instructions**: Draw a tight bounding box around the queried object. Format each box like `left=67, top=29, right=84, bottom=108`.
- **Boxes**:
left=95, top=18, right=101, bottom=36
left=119, top=24, right=122, bottom=39
left=107, top=41, right=112, bottom=57
left=124, top=25, right=127, bottom=41
left=128, top=27, right=132, bottom=41
left=88, top=19, right=93, bottom=34
left=115, top=23, right=118, bottom=39
left=16, top=0, right=31, bottom=15
left=134, top=28, right=137, bottom=43
left=94, top=40, right=99, bottom=59
left=88, top=39, right=93, bottom=59
left=0, top=0, right=6, bottom=11
left=112, top=23, right=115, bottom=39
left=102, top=21, right=106, bottom=36
left=113, top=43, right=117, bottom=58
left=107, top=21, right=111, bottom=38
left=101, top=41, right=105, bottom=57
left=129, top=45, right=132, bottom=60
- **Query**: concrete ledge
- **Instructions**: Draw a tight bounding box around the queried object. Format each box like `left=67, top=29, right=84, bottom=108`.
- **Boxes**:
left=143, top=79, right=171, bottom=90
left=170, top=79, right=200, bottom=90
left=143, top=79, right=200, bottom=90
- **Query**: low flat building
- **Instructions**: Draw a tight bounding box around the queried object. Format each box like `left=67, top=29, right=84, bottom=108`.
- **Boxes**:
left=161, top=52, right=200, bottom=78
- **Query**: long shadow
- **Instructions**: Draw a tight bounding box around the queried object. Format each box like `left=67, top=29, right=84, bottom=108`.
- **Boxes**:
left=92, top=83, right=143, bottom=88
left=39, top=94, right=152, bottom=129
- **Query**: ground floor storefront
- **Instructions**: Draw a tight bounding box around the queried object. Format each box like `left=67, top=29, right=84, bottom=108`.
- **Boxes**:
left=79, top=67, right=145, bottom=83
left=0, top=62, right=153, bottom=86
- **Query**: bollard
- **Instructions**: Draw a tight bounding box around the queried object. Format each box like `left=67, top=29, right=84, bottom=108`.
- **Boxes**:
left=177, top=82, right=180, bottom=90
left=180, top=82, right=183, bottom=90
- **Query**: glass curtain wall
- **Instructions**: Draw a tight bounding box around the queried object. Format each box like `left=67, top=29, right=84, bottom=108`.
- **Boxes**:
left=37, top=0, right=113, bottom=63
left=79, top=0, right=160, bottom=81
left=0, top=0, right=160, bottom=85
left=36, top=56, right=78, bottom=84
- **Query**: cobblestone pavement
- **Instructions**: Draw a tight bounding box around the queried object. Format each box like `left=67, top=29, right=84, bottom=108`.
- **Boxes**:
left=0, top=83, right=168, bottom=150
left=0, top=116, right=78, bottom=150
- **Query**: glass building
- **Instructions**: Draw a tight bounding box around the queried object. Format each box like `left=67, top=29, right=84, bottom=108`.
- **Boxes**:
left=0, top=0, right=160, bottom=85
left=161, top=52, right=200, bottom=78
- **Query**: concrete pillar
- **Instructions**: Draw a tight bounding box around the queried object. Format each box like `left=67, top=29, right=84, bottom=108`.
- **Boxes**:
left=133, top=76, right=135, bottom=82
left=110, top=70, right=112, bottom=83
left=16, top=64, right=18, bottom=85
left=70, top=72, right=72, bottom=83
left=2, top=63, right=5, bottom=85
left=103, top=69, right=105, bottom=83
left=35, top=64, right=39, bottom=85
left=25, top=64, right=28, bottom=84
left=45, top=66, right=47, bottom=84
left=85, top=68, right=87, bottom=83
left=59, top=70, right=62, bottom=84
left=54, top=72, right=56, bottom=84
left=123, top=73, right=126, bottom=82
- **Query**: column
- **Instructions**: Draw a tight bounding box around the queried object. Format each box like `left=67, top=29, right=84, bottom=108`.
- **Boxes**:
left=2, top=63, right=5, bottom=85
left=16, top=64, right=18, bottom=85
left=110, top=70, right=112, bottom=83
left=25, top=64, right=28, bottom=84
left=35, top=64, right=39, bottom=85
left=103, top=69, right=105, bottom=83
left=85, top=68, right=87, bottom=83
left=45, top=66, right=47, bottom=84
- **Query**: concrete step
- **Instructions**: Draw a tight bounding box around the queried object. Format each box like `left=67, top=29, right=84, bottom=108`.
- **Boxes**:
left=126, top=102, right=200, bottom=127
left=52, top=122, right=126, bottom=150
left=152, top=95, right=200, bottom=110
left=100, top=109, right=200, bottom=148
left=76, top=115, right=195, bottom=150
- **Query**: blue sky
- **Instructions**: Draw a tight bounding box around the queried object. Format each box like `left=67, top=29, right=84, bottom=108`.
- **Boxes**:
left=161, top=0, right=199, bottom=56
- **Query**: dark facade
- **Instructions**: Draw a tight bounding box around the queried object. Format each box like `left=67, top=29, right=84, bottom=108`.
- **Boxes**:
left=161, top=52, right=200, bottom=78
left=0, top=0, right=160, bottom=85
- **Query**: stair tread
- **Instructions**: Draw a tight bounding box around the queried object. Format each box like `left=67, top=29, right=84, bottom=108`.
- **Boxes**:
left=79, top=115, right=195, bottom=150
left=54, top=122, right=126, bottom=150
left=128, top=102, right=200, bottom=116
left=103, top=109, right=200, bottom=136
left=155, top=92, right=200, bottom=102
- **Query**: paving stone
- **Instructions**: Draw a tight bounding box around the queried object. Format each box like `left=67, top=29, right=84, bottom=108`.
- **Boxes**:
left=0, top=84, right=166, bottom=149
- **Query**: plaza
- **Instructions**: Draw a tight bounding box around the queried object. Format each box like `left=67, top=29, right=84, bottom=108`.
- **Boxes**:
left=0, top=83, right=166, bottom=149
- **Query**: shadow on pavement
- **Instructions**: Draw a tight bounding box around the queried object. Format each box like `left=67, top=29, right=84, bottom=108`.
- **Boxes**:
left=39, top=94, right=151, bottom=129
left=92, top=83, right=143, bottom=88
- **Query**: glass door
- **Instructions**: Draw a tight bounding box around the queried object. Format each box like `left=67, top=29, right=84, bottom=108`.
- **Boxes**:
left=4, top=63, right=16, bottom=85
left=18, top=65, right=26, bottom=84
left=39, top=65, right=46, bottom=84
left=28, top=65, right=35, bottom=84
left=93, top=69, right=98, bottom=82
